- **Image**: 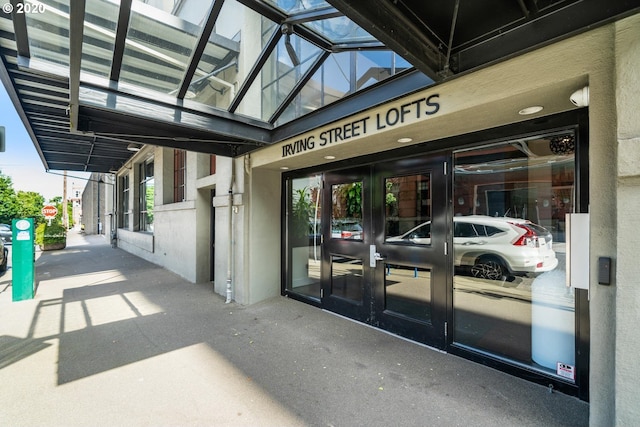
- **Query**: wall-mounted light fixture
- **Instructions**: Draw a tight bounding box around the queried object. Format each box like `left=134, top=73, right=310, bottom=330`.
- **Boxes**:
left=126, top=143, right=141, bottom=152
left=570, top=86, right=589, bottom=107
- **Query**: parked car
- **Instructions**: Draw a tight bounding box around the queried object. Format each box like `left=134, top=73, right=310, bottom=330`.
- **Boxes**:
left=0, top=239, right=7, bottom=272
left=331, top=221, right=363, bottom=239
left=387, top=215, right=558, bottom=280
left=0, top=223, right=11, bottom=244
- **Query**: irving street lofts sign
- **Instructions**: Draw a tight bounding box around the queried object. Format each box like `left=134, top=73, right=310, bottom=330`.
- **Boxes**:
left=282, top=94, right=440, bottom=158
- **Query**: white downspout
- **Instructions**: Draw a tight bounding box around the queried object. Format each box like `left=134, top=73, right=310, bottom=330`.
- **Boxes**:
left=225, top=159, right=235, bottom=304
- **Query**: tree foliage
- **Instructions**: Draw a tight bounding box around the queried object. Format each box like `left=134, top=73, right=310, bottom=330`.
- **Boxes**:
left=0, top=170, right=47, bottom=225
left=0, top=173, right=18, bottom=223
left=16, top=191, right=45, bottom=222
left=344, top=182, right=362, bottom=218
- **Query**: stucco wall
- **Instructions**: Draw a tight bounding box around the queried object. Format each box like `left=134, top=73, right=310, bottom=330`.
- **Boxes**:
left=153, top=201, right=198, bottom=282
left=81, top=173, right=112, bottom=236
left=585, top=25, right=618, bottom=427
left=247, top=167, right=281, bottom=304
left=614, top=14, right=640, bottom=426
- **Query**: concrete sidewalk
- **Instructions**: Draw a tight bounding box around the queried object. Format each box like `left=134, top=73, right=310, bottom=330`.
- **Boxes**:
left=0, top=231, right=588, bottom=427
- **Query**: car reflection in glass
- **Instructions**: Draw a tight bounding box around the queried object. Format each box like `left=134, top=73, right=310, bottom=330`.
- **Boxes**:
left=332, top=221, right=363, bottom=240
left=0, top=223, right=12, bottom=244
left=387, top=215, right=558, bottom=280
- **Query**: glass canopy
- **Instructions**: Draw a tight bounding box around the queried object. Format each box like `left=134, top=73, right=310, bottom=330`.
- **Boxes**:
left=20, top=0, right=416, bottom=127
left=2, top=0, right=635, bottom=173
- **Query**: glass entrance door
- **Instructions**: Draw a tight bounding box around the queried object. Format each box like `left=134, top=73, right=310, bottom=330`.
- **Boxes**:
left=321, top=156, right=449, bottom=347
left=371, top=155, right=449, bottom=348
left=321, top=168, right=372, bottom=322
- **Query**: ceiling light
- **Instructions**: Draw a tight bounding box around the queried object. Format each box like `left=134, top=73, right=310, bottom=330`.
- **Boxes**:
left=127, top=143, right=141, bottom=152
left=397, top=137, right=413, bottom=143
left=280, top=166, right=289, bottom=170
left=518, top=106, right=543, bottom=115
left=324, top=155, right=336, bottom=160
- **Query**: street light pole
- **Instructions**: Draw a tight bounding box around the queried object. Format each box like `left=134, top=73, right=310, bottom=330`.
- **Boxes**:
left=63, top=171, right=68, bottom=229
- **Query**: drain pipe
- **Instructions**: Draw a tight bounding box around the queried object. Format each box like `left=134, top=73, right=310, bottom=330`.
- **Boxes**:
left=225, top=159, right=235, bottom=303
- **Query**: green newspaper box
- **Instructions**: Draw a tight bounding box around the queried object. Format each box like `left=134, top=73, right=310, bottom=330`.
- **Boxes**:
left=12, top=218, right=35, bottom=301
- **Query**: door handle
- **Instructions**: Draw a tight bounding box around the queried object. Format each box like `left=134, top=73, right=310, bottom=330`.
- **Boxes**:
left=374, top=252, right=386, bottom=261
left=369, top=245, right=386, bottom=267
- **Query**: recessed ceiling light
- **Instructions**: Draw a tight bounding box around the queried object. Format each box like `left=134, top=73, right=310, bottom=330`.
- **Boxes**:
left=518, top=106, right=543, bottom=115
left=324, top=155, right=336, bottom=160
left=397, top=137, right=413, bottom=143
left=280, top=166, right=289, bottom=170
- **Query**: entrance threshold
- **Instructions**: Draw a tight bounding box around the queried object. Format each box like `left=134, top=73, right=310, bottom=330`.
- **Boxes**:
left=322, top=309, right=447, bottom=355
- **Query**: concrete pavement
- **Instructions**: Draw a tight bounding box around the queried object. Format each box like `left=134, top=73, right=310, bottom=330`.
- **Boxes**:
left=0, top=231, right=588, bottom=426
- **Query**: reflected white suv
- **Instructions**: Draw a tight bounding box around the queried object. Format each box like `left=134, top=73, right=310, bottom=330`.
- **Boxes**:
left=388, top=215, right=558, bottom=280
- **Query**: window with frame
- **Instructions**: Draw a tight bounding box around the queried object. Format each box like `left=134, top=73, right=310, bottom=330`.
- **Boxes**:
left=121, top=174, right=130, bottom=229
left=139, top=159, right=154, bottom=232
left=174, top=149, right=186, bottom=202
left=452, top=132, right=578, bottom=381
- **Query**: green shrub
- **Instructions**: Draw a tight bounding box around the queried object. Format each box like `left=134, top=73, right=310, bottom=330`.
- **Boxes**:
left=35, top=222, right=67, bottom=245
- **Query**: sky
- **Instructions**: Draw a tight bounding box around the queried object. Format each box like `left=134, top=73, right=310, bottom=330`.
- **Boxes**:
left=0, top=84, right=90, bottom=202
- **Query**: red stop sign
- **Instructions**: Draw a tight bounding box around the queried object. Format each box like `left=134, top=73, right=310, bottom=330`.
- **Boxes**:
left=42, top=205, right=58, bottom=218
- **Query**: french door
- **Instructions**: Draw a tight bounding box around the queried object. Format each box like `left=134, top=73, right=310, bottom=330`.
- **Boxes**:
left=321, top=155, right=449, bottom=348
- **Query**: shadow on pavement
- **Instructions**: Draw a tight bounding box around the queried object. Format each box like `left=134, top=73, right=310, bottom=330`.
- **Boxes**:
left=0, top=232, right=589, bottom=427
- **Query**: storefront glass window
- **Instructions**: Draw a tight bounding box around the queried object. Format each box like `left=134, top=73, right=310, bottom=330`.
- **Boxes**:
left=453, top=133, right=576, bottom=381
left=121, top=175, right=130, bottom=229
left=286, top=175, right=322, bottom=299
left=139, top=159, right=154, bottom=233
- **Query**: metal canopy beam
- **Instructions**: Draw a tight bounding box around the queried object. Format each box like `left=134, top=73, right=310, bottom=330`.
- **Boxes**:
left=9, top=0, right=29, bottom=57
left=325, top=0, right=445, bottom=81
left=452, top=0, right=640, bottom=73
left=68, top=0, right=85, bottom=132
left=228, top=27, right=281, bottom=114
left=110, top=0, right=132, bottom=82
left=269, top=51, right=330, bottom=124
left=177, top=0, right=224, bottom=100
left=285, top=6, right=343, bottom=25
left=76, top=106, right=265, bottom=158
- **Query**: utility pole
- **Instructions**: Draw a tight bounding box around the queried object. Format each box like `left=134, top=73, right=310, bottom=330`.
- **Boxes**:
left=63, top=171, right=68, bottom=229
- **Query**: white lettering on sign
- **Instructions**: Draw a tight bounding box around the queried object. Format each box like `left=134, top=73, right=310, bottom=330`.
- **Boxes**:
left=42, top=205, right=58, bottom=218
left=282, top=94, right=440, bottom=158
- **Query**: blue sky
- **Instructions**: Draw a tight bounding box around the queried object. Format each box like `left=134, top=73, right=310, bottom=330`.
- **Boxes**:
left=0, top=84, right=90, bottom=202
